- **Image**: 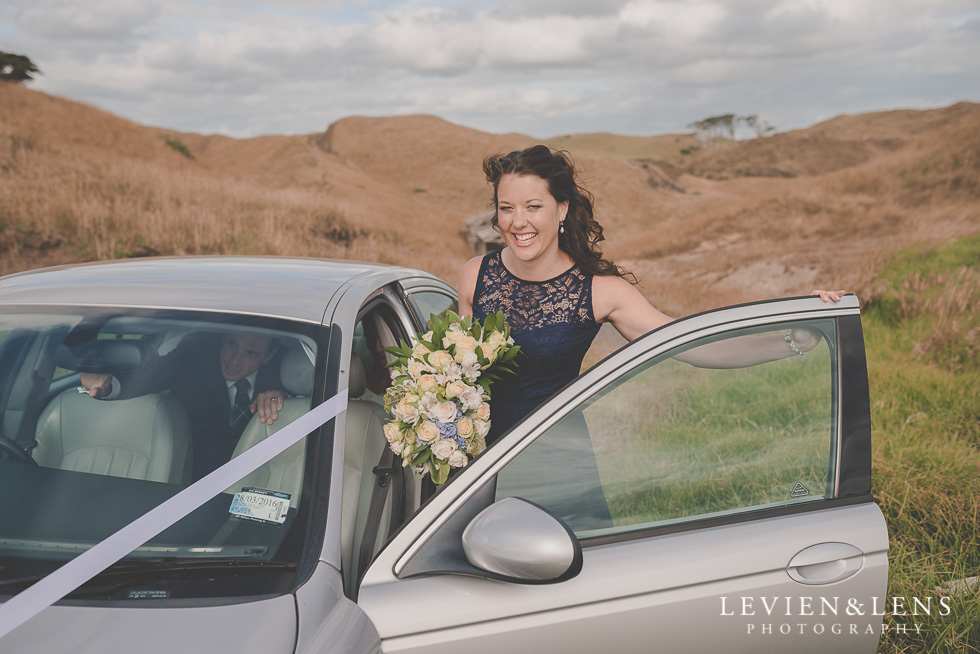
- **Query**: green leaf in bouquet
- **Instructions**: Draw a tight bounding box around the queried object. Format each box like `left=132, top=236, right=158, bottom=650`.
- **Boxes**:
left=475, top=348, right=489, bottom=367
left=412, top=448, right=431, bottom=467
left=478, top=377, right=492, bottom=395
left=499, top=344, right=521, bottom=363
left=430, top=459, right=450, bottom=485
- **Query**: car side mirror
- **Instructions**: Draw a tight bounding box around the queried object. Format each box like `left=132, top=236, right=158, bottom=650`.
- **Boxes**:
left=461, top=497, right=583, bottom=584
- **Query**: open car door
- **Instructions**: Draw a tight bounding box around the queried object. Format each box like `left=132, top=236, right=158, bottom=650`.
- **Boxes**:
left=357, top=295, right=888, bottom=654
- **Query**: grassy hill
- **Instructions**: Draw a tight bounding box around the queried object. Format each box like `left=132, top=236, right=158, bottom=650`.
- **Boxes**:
left=1, top=82, right=978, bottom=317
left=1, top=82, right=979, bottom=651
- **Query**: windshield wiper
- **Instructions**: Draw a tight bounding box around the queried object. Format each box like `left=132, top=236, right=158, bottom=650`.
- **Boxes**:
left=0, top=557, right=297, bottom=596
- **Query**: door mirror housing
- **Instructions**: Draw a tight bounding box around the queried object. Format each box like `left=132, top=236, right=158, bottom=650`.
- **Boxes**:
left=462, top=497, right=583, bottom=584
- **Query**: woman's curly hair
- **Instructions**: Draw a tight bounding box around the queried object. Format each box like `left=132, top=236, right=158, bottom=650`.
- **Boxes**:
left=483, top=145, right=636, bottom=283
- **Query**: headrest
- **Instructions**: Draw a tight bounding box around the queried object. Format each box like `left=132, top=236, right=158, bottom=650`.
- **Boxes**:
left=280, top=348, right=315, bottom=397
left=348, top=354, right=366, bottom=399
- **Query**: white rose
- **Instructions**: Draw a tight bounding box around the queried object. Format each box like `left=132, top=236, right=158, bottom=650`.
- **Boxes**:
left=416, top=421, right=440, bottom=443
left=389, top=441, right=404, bottom=455
left=418, top=374, right=439, bottom=393
left=432, top=400, right=458, bottom=423
left=442, top=329, right=464, bottom=348
left=383, top=422, right=402, bottom=444
left=474, top=419, right=490, bottom=437
left=394, top=394, right=420, bottom=423
left=448, top=450, right=468, bottom=468
left=479, top=342, right=498, bottom=364
left=453, top=335, right=479, bottom=362
left=487, top=330, right=507, bottom=349
left=431, top=438, right=458, bottom=461
left=475, top=402, right=491, bottom=421
left=456, top=417, right=474, bottom=438
left=445, top=379, right=470, bottom=399
left=422, top=330, right=434, bottom=341
left=412, top=341, right=431, bottom=359
left=460, top=386, right=483, bottom=411
left=427, top=350, right=454, bottom=371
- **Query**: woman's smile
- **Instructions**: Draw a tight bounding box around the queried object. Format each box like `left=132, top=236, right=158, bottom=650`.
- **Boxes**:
left=514, top=232, right=537, bottom=246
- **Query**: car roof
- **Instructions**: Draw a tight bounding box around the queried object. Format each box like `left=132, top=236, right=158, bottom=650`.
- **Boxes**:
left=0, top=256, right=429, bottom=324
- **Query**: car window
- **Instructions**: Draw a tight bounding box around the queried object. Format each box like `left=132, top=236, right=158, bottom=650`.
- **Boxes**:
left=408, top=291, right=457, bottom=326
left=0, top=308, right=326, bottom=602
left=495, top=318, right=838, bottom=538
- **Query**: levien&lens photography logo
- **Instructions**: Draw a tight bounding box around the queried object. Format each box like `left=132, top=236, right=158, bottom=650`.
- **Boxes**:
left=720, top=595, right=953, bottom=638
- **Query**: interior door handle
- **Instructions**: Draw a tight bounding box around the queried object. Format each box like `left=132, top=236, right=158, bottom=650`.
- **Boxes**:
left=787, top=542, right=864, bottom=585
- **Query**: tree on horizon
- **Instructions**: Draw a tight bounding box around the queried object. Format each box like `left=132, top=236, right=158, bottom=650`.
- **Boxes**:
left=0, top=51, right=41, bottom=84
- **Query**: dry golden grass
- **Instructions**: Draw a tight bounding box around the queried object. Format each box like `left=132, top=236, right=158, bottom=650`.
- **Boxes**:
left=543, top=132, right=698, bottom=161
left=1, top=82, right=978, bottom=320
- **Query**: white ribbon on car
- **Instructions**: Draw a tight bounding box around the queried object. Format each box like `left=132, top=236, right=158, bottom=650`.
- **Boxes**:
left=0, top=388, right=349, bottom=641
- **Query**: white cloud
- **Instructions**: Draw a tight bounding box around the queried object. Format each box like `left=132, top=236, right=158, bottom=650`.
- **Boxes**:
left=4, top=0, right=977, bottom=138
left=19, top=0, right=161, bottom=40
left=619, top=0, right=726, bottom=38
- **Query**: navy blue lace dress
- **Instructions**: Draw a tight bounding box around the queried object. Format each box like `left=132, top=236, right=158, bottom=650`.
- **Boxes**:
left=473, top=251, right=612, bottom=531
left=472, top=250, right=602, bottom=444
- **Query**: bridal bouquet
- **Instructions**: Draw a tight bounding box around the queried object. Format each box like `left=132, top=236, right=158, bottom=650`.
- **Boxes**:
left=383, top=310, right=519, bottom=485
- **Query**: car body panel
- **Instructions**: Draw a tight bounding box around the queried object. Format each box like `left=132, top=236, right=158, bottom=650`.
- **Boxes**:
left=294, top=563, right=381, bottom=654
left=0, top=260, right=886, bottom=654
left=358, top=294, right=886, bottom=654
left=360, top=503, right=887, bottom=653
left=2, top=594, right=297, bottom=653
left=0, top=257, right=417, bottom=325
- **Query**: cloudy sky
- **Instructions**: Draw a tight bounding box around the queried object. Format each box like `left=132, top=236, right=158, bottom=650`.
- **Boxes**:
left=2, top=0, right=978, bottom=139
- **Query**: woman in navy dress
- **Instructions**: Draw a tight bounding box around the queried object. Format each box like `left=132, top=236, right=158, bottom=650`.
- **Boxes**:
left=457, top=145, right=846, bottom=530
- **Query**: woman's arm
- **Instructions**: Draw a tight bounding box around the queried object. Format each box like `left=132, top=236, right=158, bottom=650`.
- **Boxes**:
left=593, top=274, right=846, bottom=367
left=457, top=255, right=483, bottom=318
left=592, top=275, right=674, bottom=341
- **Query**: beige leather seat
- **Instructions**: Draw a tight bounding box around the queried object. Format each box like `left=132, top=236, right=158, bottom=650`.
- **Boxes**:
left=34, top=390, right=193, bottom=485
left=226, top=342, right=392, bottom=590
left=225, top=348, right=315, bottom=506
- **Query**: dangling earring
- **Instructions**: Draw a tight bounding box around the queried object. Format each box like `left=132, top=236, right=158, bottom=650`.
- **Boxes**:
left=559, top=221, right=565, bottom=234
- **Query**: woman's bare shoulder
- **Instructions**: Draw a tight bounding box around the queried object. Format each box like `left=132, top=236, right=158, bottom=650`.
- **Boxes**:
left=458, top=255, right=486, bottom=314
left=459, top=255, right=484, bottom=289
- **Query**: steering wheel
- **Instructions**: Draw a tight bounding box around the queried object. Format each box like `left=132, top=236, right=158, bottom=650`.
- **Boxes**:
left=0, top=435, right=37, bottom=465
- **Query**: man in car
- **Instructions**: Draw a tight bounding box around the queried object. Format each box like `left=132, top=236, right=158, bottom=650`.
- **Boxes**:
left=80, top=332, right=286, bottom=480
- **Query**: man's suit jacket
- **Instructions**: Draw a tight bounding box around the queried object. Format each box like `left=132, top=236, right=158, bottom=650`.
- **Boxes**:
left=119, top=333, right=284, bottom=480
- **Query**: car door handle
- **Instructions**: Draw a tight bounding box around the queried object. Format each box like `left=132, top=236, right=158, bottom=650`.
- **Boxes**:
left=787, top=542, right=864, bottom=585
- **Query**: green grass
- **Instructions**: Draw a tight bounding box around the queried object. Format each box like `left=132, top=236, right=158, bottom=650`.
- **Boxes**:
left=861, top=236, right=980, bottom=653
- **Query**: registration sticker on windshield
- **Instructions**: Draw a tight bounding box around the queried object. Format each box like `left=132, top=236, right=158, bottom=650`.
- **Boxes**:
left=229, top=488, right=291, bottom=526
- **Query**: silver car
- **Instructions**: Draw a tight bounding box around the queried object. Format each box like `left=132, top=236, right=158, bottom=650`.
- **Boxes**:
left=0, top=257, right=888, bottom=653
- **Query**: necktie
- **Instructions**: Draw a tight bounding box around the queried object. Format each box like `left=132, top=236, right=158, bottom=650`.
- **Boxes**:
left=230, top=378, right=251, bottom=436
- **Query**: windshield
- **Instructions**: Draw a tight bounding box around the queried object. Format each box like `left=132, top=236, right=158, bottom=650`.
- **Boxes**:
left=0, top=307, right=330, bottom=601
